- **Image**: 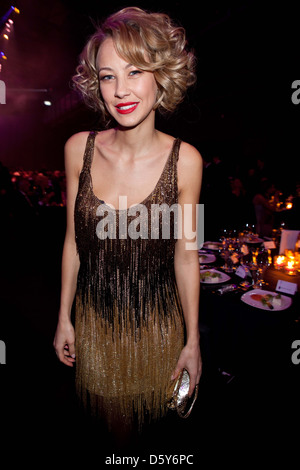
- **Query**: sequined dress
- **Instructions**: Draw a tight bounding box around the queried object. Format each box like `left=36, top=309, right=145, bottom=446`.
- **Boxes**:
left=74, top=131, right=184, bottom=432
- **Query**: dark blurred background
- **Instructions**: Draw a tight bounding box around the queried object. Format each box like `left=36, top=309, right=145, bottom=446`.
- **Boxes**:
left=0, top=0, right=299, bottom=182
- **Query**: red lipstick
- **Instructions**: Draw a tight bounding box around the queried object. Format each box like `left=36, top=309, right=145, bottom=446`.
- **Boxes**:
left=115, top=102, right=139, bottom=114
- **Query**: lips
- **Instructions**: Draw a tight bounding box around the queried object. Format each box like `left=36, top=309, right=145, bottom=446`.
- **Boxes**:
left=115, top=102, right=139, bottom=114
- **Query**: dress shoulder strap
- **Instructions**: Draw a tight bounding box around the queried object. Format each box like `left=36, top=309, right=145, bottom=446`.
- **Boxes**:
left=81, top=131, right=97, bottom=173
left=166, top=138, right=181, bottom=203
left=173, top=138, right=181, bottom=162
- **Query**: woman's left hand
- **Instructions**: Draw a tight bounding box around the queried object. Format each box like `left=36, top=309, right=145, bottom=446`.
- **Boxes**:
left=171, top=343, right=202, bottom=397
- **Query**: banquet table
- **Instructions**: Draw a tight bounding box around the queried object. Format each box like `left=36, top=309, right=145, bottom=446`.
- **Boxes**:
left=198, top=245, right=300, bottom=381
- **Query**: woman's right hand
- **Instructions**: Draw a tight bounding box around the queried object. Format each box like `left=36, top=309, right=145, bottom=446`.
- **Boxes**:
left=53, top=319, right=76, bottom=367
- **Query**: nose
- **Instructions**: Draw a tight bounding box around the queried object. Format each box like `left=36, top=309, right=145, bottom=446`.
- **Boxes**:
left=114, top=77, right=130, bottom=99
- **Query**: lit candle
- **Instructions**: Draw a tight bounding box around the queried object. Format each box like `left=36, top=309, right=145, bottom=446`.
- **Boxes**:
left=286, top=259, right=296, bottom=275
left=274, top=255, right=286, bottom=269
left=295, top=253, right=300, bottom=272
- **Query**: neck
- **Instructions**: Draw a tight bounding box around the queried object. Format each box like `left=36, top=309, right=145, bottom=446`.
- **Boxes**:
left=111, top=113, right=158, bottom=158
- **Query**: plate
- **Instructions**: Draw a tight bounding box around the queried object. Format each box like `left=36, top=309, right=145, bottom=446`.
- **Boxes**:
left=203, top=241, right=222, bottom=251
left=244, top=237, right=264, bottom=244
left=198, top=253, right=216, bottom=264
left=241, top=289, right=292, bottom=311
left=200, top=269, right=231, bottom=284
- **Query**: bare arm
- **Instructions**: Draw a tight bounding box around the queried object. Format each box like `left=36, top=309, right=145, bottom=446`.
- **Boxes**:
left=53, top=132, right=88, bottom=367
left=172, top=142, right=203, bottom=395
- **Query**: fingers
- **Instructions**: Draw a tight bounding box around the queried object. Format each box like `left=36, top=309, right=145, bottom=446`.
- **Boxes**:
left=53, top=322, right=76, bottom=367
left=188, top=363, right=202, bottom=397
left=170, top=365, right=181, bottom=381
left=171, top=358, right=202, bottom=397
left=54, top=343, right=76, bottom=367
left=63, top=344, right=76, bottom=366
left=66, top=342, right=76, bottom=360
left=188, top=376, right=200, bottom=397
left=188, top=376, right=197, bottom=397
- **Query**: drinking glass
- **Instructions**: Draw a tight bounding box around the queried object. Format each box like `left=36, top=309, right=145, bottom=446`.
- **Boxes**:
left=249, top=263, right=260, bottom=288
left=219, top=229, right=229, bottom=268
left=224, top=248, right=234, bottom=272
left=255, top=248, right=269, bottom=287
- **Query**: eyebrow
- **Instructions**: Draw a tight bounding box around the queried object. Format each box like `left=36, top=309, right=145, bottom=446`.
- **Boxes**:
left=98, top=67, right=113, bottom=73
left=98, top=63, right=134, bottom=73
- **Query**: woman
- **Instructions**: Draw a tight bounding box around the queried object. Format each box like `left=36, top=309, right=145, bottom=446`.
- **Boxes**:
left=53, top=7, right=202, bottom=443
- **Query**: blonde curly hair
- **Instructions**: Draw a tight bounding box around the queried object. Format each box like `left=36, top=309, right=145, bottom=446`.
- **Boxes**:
left=72, top=7, right=197, bottom=123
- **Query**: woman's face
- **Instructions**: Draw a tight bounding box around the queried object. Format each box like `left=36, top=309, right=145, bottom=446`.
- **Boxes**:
left=97, top=38, right=158, bottom=128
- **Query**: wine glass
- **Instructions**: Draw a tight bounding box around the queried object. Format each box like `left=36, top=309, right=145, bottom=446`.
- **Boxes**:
left=219, top=229, right=229, bottom=268
left=249, top=262, right=260, bottom=288
left=244, top=249, right=260, bottom=288
left=239, top=243, right=249, bottom=265
left=224, top=245, right=234, bottom=273
left=255, top=248, right=269, bottom=288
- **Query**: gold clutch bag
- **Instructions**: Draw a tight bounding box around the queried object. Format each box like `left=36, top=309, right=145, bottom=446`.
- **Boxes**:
left=166, top=369, right=199, bottom=419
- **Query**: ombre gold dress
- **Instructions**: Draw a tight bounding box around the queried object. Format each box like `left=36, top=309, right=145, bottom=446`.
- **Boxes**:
left=74, top=131, right=184, bottom=433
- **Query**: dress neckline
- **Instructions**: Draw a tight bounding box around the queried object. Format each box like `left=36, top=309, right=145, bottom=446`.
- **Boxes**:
left=88, top=136, right=179, bottom=212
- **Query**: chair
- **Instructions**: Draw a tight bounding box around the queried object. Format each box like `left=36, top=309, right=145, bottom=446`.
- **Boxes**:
left=279, top=229, right=300, bottom=254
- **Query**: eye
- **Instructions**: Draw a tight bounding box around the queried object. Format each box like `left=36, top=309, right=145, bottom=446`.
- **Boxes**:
left=129, top=70, right=142, bottom=77
left=99, top=74, right=114, bottom=81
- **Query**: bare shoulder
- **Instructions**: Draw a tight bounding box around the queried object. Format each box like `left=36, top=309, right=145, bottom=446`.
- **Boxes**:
left=158, top=131, right=202, bottom=168
left=64, top=131, right=91, bottom=155
left=178, top=141, right=203, bottom=166
left=64, top=131, right=91, bottom=175
left=178, top=141, right=203, bottom=185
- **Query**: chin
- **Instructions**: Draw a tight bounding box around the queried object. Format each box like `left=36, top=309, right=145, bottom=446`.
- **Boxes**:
left=115, top=110, right=155, bottom=130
